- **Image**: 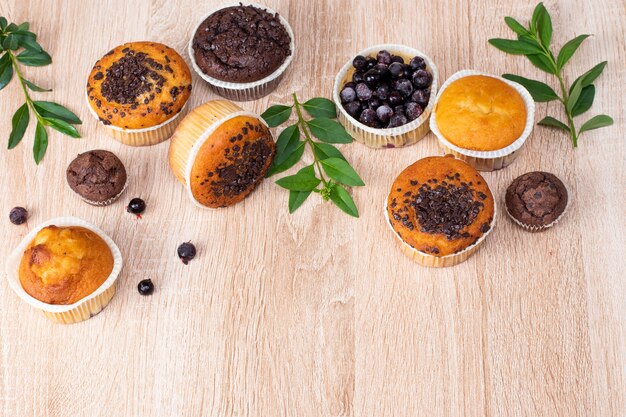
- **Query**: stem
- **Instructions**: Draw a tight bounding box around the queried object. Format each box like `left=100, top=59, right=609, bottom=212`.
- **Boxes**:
left=292, top=92, right=329, bottom=186
left=8, top=51, right=44, bottom=124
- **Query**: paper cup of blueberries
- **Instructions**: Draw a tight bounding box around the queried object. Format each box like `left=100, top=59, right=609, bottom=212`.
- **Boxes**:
left=333, top=44, right=438, bottom=149
left=189, top=2, right=295, bottom=101
left=429, top=70, right=535, bottom=171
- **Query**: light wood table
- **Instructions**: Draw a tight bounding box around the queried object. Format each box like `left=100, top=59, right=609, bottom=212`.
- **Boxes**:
left=1, top=1, right=624, bottom=416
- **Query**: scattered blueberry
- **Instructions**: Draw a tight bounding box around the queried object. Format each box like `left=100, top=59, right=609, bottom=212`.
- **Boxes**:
left=412, top=69, right=433, bottom=89
left=9, top=207, right=28, bottom=225
left=355, top=83, right=373, bottom=101
left=138, top=279, right=154, bottom=296
left=177, top=242, right=197, bottom=265
left=127, top=198, right=146, bottom=216
left=406, top=102, right=424, bottom=121
left=340, top=87, right=356, bottom=103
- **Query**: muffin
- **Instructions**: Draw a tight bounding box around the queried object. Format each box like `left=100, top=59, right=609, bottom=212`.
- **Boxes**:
left=66, top=150, right=127, bottom=206
left=168, top=100, right=276, bottom=208
left=430, top=71, right=534, bottom=171
left=386, top=155, right=495, bottom=267
left=6, top=217, right=123, bottom=324
left=86, top=41, right=192, bottom=146
left=505, top=171, right=568, bottom=232
left=189, top=3, right=295, bottom=101
left=333, top=44, right=438, bottom=148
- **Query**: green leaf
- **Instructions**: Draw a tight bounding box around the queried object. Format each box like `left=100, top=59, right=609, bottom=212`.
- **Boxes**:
left=8, top=103, right=29, bottom=149
left=502, top=74, right=559, bottom=102
left=274, top=124, right=299, bottom=156
left=16, top=22, right=29, bottom=32
left=33, top=122, right=48, bottom=164
left=504, top=17, right=530, bottom=36
left=33, top=101, right=82, bottom=124
left=0, top=17, right=7, bottom=31
left=320, top=157, right=364, bottom=187
left=16, top=49, right=51, bottom=66
left=538, top=116, right=569, bottom=131
left=43, top=117, right=81, bottom=138
left=275, top=170, right=321, bottom=191
left=329, top=185, right=359, bottom=218
left=5, top=35, right=18, bottom=50
left=302, top=97, right=337, bottom=118
left=578, top=115, right=613, bottom=134
left=526, top=53, right=556, bottom=74
left=307, top=118, right=353, bottom=143
left=0, top=53, right=13, bottom=90
left=488, top=38, right=544, bottom=55
left=266, top=141, right=305, bottom=177
left=570, top=61, right=607, bottom=93
left=261, top=105, right=292, bottom=127
left=17, top=36, right=43, bottom=53
left=312, top=142, right=347, bottom=161
left=23, top=78, right=51, bottom=92
left=5, top=23, right=18, bottom=32
left=571, top=85, right=595, bottom=117
left=533, top=3, right=552, bottom=48
left=567, top=79, right=583, bottom=113
left=288, top=189, right=312, bottom=213
left=556, top=34, right=590, bottom=70
left=530, top=3, right=542, bottom=32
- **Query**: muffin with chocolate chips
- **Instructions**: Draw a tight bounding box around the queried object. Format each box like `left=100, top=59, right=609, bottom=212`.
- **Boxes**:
left=505, top=171, right=568, bottom=232
left=86, top=41, right=192, bottom=146
left=386, top=154, right=496, bottom=267
left=66, top=150, right=127, bottom=206
left=168, top=100, right=275, bottom=208
left=189, top=3, right=294, bottom=100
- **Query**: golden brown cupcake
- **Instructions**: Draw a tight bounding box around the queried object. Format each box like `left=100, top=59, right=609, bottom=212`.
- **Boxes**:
left=86, top=41, right=192, bottom=145
left=434, top=74, right=526, bottom=151
left=169, top=100, right=275, bottom=208
left=19, top=226, right=114, bottom=305
left=386, top=155, right=495, bottom=267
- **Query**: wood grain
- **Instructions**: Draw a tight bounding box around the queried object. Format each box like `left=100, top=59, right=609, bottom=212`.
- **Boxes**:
left=1, top=0, right=624, bottom=416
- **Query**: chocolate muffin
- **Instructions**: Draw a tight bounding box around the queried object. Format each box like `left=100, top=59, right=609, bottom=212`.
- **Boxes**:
left=66, top=150, right=127, bottom=205
left=505, top=171, right=568, bottom=232
left=192, top=5, right=292, bottom=83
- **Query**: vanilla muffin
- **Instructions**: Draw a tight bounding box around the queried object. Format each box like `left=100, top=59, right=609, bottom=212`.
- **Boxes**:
left=19, top=226, right=114, bottom=305
left=87, top=41, right=192, bottom=145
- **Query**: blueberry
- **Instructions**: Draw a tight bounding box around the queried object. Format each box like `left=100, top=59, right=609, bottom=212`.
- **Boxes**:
left=365, top=56, right=377, bottom=69
left=394, top=105, right=406, bottom=115
left=388, top=91, right=404, bottom=107
left=363, top=69, right=381, bottom=86
left=353, top=55, right=367, bottom=71
left=359, top=109, right=378, bottom=127
left=177, top=242, right=197, bottom=265
left=352, top=71, right=364, bottom=84
left=368, top=97, right=382, bottom=109
left=377, top=50, right=392, bottom=65
left=340, top=86, right=356, bottom=103
left=127, top=198, right=146, bottom=215
left=412, top=69, right=432, bottom=88
left=409, top=56, right=426, bottom=71
left=375, top=84, right=391, bottom=100
left=376, top=105, right=394, bottom=124
left=343, top=81, right=356, bottom=90
left=405, top=102, right=424, bottom=121
left=395, top=79, right=414, bottom=97
left=355, top=83, right=373, bottom=101
left=388, top=114, right=408, bottom=128
left=388, top=62, right=405, bottom=79
left=390, top=55, right=405, bottom=64
left=411, top=89, right=430, bottom=107
left=9, top=207, right=27, bottom=225
left=373, top=64, right=390, bottom=80
left=138, top=279, right=154, bottom=296
left=343, top=101, right=361, bottom=118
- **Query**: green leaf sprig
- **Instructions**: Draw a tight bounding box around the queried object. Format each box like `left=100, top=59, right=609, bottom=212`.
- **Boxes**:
left=0, top=17, right=81, bottom=164
left=488, top=3, right=613, bottom=147
left=261, top=94, right=364, bottom=217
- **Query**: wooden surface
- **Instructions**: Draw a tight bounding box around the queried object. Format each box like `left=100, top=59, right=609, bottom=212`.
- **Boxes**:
left=1, top=0, right=624, bottom=416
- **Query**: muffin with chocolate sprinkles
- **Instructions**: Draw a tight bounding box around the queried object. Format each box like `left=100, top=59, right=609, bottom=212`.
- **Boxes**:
left=505, top=171, right=568, bottom=232
left=386, top=154, right=495, bottom=267
left=86, top=41, right=192, bottom=146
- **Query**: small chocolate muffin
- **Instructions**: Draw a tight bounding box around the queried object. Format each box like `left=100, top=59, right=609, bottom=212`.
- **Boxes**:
left=67, top=150, right=127, bottom=205
left=505, top=171, right=568, bottom=231
left=192, top=4, right=292, bottom=83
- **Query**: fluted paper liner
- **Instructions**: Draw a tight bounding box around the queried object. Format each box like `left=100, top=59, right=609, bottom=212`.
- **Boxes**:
left=188, top=2, right=295, bottom=101
left=333, top=44, right=439, bottom=148
left=384, top=198, right=497, bottom=267
left=6, top=217, right=123, bottom=324
left=429, top=70, right=536, bottom=171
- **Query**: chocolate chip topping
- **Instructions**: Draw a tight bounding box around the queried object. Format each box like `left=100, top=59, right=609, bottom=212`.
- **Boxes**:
left=100, top=49, right=166, bottom=105
left=66, top=150, right=127, bottom=203
left=505, top=171, right=568, bottom=227
left=192, top=4, right=291, bottom=83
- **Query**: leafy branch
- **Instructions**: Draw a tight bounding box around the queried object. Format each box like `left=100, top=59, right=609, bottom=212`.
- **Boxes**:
left=261, top=94, right=364, bottom=217
left=0, top=17, right=82, bottom=164
left=488, top=2, right=613, bottom=147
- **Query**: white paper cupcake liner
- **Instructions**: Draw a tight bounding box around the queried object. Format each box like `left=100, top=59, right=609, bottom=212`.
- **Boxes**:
left=85, top=92, right=188, bottom=146
left=5, top=216, right=123, bottom=324
left=429, top=70, right=536, bottom=171
left=188, top=2, right=295, bottom=101
left=504, top=181, right=570, bottom=232
left=384, top=197, right=497, bottom=267
left=333, top=44, right=439, bottom=149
